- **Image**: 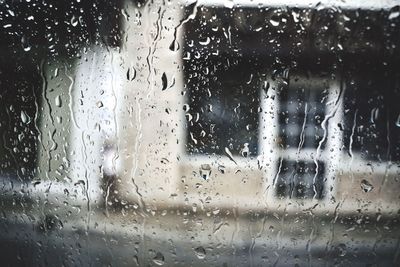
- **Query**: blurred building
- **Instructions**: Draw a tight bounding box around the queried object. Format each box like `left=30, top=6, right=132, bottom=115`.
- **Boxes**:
left=0, top=0, right=399, bottom=217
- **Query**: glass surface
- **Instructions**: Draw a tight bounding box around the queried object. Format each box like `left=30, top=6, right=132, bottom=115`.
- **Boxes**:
left=0, top=0, right=400, bottom=266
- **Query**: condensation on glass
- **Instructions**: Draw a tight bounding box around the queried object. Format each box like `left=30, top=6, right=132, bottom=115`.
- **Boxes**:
left=0, top=0, right=399, bottom=266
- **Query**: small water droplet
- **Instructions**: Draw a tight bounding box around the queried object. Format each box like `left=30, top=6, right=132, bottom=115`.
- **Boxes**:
left=183, top=104, right=190, bottom=112
left=20, top=110, right=30, bottom=124
left=361, top=179, right=374, bottom=193
left=263, top=80, right=270, bottom=93
left=194, top=246, right=206, bottom=259
left=370, top=107, right=379, bottom=124
left=395, top=114, right=400, bottom=127
left=152, top=252, right=165, bottom=266
left=337, top=243, right=347, bottom=257
left=185, top=113, right=193, bottom=122
left=55, top=95, right=62, bottom=107
left=199, top=164, right=211, bottom=180
left=74, top=179, right=84, bottom=185
left=21, top=35, right=31, bottom=51
left=161, top=72, right=168, bottom=91
left=126, top=67, right=136, bottom=81
left=218, top=165, right=225, bottom=174
left=71, top=15, right=78, bottom=27
left=96, top=101, right=104, bottom=108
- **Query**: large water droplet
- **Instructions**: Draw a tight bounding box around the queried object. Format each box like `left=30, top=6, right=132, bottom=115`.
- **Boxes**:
left=199, top=164, right=211, bottom=180
left=270, top=17, right=280, bottom=27
left=194, top=246, right=206, bottom=259
left=389, top=11, right=400, bottom=20
left=20, top=110, right=30, bottom=124
left=241, top=143, right=249, bottom=157
left=169, top=39, right=180, bottom=52
left=152, top=252, right=165, bottom=266
left=223, top=0, right=234, bottom=9
left=361, top=179, right=374, bottom=193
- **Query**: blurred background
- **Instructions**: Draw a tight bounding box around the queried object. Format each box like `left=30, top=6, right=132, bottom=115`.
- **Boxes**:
left=0, top=0, right=400, bottom=266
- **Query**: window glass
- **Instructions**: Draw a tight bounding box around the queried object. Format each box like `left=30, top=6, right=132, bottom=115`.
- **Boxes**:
left=0, top=1, right=400, bottom=266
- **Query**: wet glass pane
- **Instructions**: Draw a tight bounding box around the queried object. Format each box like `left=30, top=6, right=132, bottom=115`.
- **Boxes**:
left=1, top=0, right=400, bottom=266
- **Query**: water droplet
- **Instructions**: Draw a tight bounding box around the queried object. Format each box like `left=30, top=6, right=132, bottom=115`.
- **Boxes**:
left=241, top=143, right=249, bottom=157
left=55, top=95, right=62, bottom=107
left=183, top=104, right=190, bottom=112
left=21, top=35, right=31, bottom=51
left=133, top=255, right=139, bottom=265
left=194, top=246, right=206, bottom=259
left=185, top=113, right=193, bottom=122
left=225, top=147, right=237, bottom=165
left=218, top=165, right=225, bottom=174
left=337, top=243, right=347, bottom=257
left=199, top=37, right=210, bottom=46
left=20, top=110, right=30, bottom=124
left=370, top=107, right=379, bottom=123
left=71, top=15, right=78, bottom=27
left=161, top=72, right=168, bottom=91
left=361, top=179, right=374, bottom=193
left=74, top=178, right=84, bottom=185
left=96, top=101, right=104, bottom=108
left=395, top=114, right=400, bottom=127
left=169, top=40, right=180, bottom=52
left=200, top=164, right=211, bottom=180
left=126, top=67, right=136, bottom=81
left=223, top=0, right=234, bottom=9
left=262, top=80, right=270, bottom=93
left=389, top=11, right=400, bottom=20
left=152, top=252, right=165, bottom=266
left=270, top=18, right=280, bottom=27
